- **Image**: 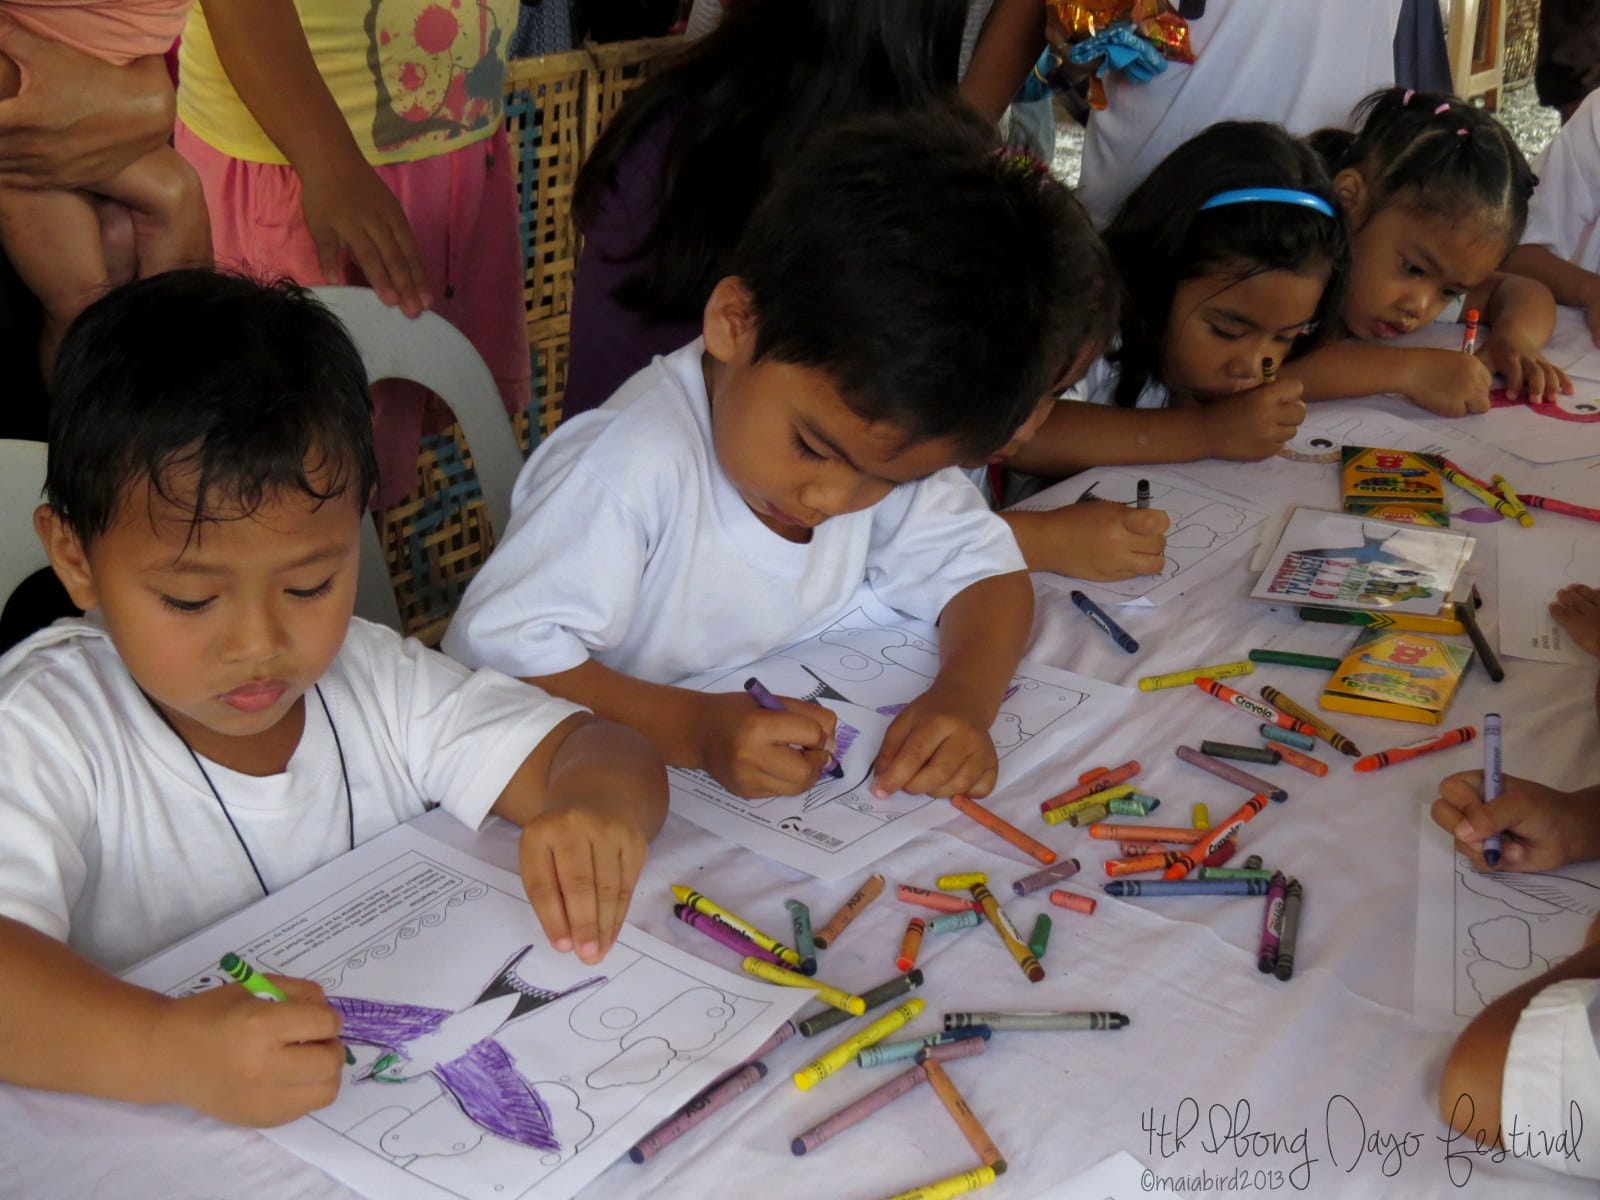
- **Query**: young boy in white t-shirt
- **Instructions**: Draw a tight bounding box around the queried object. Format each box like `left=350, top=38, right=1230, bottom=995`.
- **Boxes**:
left=445, top=109, right=1113, bottom=802
left=0, top=271, right=667, bottom=1128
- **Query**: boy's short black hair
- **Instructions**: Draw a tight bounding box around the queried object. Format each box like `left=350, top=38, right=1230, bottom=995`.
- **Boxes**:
left=730, top=105, right=1115, bottom=460
left=46, top=270, right=378, bottom=546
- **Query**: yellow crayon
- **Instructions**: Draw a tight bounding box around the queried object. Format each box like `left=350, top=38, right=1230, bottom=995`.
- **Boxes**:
left=673, top=885, right=801, bottom=967
left=879, top=1166, right=999, bottom=1200
left=970, top=884, right=1044, bottom=983
left=1491, top=474, right=1534, bottom=526
left=936, top=872, right=988, bottom=890
left=1192, top=803, right=1210, bottom=831
left=793, top=998, right=925, bottom=1091
left=1138, top=660, right=1254, bottom=692
left=1442, top=464, right=1519, bottom=518
left=741, top=957, right=865, bottom=1014
left=1042, top=784, right=1139, bottom=826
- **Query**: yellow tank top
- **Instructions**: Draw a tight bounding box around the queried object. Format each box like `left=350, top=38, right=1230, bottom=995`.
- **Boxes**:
left=178, top=0, right=517, bottom=166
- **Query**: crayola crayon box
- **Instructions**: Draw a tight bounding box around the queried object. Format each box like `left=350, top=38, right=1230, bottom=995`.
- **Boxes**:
left=1340, top=446, right=1449, bottom=527
left=1319, top=630, right=1473, bottom=724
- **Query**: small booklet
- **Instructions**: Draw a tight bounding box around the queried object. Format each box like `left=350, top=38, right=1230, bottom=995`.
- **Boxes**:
left=1250, top=507, right=1475, bottom=616
left=1320, top=629, right=1474, bottom=724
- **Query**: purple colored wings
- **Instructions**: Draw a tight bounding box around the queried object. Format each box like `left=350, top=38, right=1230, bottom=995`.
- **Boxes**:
left=434, top=1038, right=559, bottom=1151
left=328, top=995, right=451, bottom=1049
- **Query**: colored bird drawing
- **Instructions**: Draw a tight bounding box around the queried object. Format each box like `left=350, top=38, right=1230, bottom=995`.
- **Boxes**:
left=330, top=946, right=604, bottom=1151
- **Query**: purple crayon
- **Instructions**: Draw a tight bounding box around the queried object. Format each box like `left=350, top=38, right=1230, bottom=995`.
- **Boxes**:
left=674, top=904, right=784, bottom=965
left=916, top=1037, right=988, bottom=1065
left=1257, top=872, right=1288, bottom=974
left=1175, top=744, right=1288, bottom=803
left=629, top=1061, right=768, bottom=1162
left=1011, top=859, right=1082, bottom=896
left=746, top=676, right=842, bottom=778
left=791, top=1065, right=928, bottom=1155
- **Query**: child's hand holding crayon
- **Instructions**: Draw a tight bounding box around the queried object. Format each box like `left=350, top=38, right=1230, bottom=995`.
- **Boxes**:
left=1400, top=347, right=1493, bottom=416
left=698, top=690, right=838, bottom=800
left=1003, top=500, right=1168, bottom=580
left=1433, top=769, right=1600, bottom=873
left=870, top=680, right=998, bottom=801
left=1202, top=378, right=1307, bottom=460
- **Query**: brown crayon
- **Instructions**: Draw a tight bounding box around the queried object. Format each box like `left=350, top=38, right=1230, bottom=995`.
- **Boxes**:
left=970, top=883, right=1044, bottom=983
left=812, top=872, right=886, bottom=949
left=922, top=1060, right=1007, bottom=1175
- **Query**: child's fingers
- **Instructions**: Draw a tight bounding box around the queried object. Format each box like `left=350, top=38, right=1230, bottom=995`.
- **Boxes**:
left=310, top=230, right=345, bottom=288
left=607, top=837, right=647, bottom=951
left=520, top=842, right=574, bottom=953
left=1123, top=507, right=1170, bottom=535
left=1431, top=771, right=1484, bottom=832
left=370, top=219, right=431, bottom=318
left=897, top=738, right=980, bottom=798
left=277, top=1039, right=349, bottom=1089
left=760, top=708, right=833, bottom=751
left=964, top=764, right=999, bottom=800
left=263, top=993, right=345, bottom=1047
left=551, top=840, right=605, bottom=962
left=1124, top=547, right=1168, bottom=577
left=1499, top=354, right=1526, bottom=403
left=1551, top=361, right=1574, bottom=396
left=590, top=845, right=628, bottom=961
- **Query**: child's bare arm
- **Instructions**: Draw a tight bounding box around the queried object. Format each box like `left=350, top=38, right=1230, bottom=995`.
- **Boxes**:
left=1504, top=244, right=1600, bottom=346
left=0, top=916, right=344, bottom=1125
left=1280, top=341, right=1493, bottom=415
left=872, top=571, right=1032, bottom=799
left=490, top=713, right=668, bottom=964
left=1471, top=272, right=1571, bottom=401
left=86, top=146, right=211, bottom=271
left=1001, top=501, right=1168, bottom=580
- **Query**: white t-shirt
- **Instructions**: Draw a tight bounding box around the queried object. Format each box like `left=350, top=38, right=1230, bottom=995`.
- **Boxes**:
left=1071, top=355, right=1167, bottom=409
left=1524, top=88, right=1600, bottom=274
left=0, top=618, right=585, bottom=970
left=1078, top=0, right=1403, bottom=226
left=443, top=341, right=1024, bottom=685
left=1499, top=976, right=1600, bottom=1179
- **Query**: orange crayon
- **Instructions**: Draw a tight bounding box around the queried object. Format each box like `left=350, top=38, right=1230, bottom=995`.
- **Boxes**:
left=1049, top=889, right=1098, bottom=915
left=896, top=917, right=926, bottom=972
left=1088, top=823, right=1207, bottom=844
left=1273, top=742, right=1329, bottom=777
left=1163, top=795, right=1269, bottom=880
left=1105, top=851, right=1184, bottom=877
left=1120, top=841, right=1185, bottom=856
left=1354, top=726, right=1477, bottom=772
left=1040, top=761, right=1141, bottom=814
left=951, top=794, right=1055, bottom=865
left=1079, top=766, right=1110, bottom=784
left=1193, top=678, right=1317, bottom=736
left=923, top=1060, right=1007, bottom=1174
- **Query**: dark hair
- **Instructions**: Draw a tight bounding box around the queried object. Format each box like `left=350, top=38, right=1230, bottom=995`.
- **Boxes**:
left=732, top=107, right=1117, bottom=459
left=1313, top=87, right=1537, bottom=244
left=572, top=0, right=966, bottom=323
left=46, top=270, right=378, bottom=546
left=1102, top=121, right=1350, bottom=408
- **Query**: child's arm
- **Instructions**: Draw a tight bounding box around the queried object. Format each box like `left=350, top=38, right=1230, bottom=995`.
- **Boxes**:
left=1503, top=244, right=1600, bottom=348
left=528, top=661, right=839, bottom=802
left=198, top=0, right=430, bottom=315
left=1431, top=770, right=1600, bottom=873
left=1467, top=272, right=1572, bottom=402
left=489, top=713, right=668, bottom=964
left=870, top=571, right=1033, bottom=800
left=959, top=0, right=1048, bottom=122
left=0, top=915, right=344, bottom=1124
left=1000, top=501, right=1169, bottom=581
left=1278, top=341, right=1494, bottom=416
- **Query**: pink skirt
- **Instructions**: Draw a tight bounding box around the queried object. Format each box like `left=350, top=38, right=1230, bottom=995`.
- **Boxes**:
left=176, top=123, right=531, bottom=507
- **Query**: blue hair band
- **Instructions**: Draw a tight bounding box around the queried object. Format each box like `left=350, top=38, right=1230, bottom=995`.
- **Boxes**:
left=1197, top=188, right=1337, bottom=219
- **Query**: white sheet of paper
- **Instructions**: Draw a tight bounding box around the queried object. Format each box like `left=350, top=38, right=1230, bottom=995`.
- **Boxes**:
left=123, top=825, right=808, bottom=1200
left=1415, top=818, right=1600, bottom=1027
left=664, top=593, right=1129, bottom=878
left=1032, top=1150, right=1151, bottom=1199
left=1009, top=466, right=1267, bottom=607
left=1496, top=526, right=1600, bottom=664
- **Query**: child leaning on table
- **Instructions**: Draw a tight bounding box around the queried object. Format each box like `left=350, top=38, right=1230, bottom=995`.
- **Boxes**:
left=0, top=272, right=668, bottom=1128
left=445, top=107, right=1107, bottom=803
left=1432, top=582, right=1600, bottom=1174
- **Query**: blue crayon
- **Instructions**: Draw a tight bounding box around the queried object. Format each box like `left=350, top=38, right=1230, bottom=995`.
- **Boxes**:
left=784, top=899, right=818, bottom=975
left=1483, top=713, right=1504, bottom=867
left=1104, top=879, right=1271, bottom=897
left=1070, top=590, right=1139, bottom=654
left=926, top=910, right=982, bottom=935
left=1259, top=724, right=1316, bottom=751
left=857, top=1026, right=990, bottom=1067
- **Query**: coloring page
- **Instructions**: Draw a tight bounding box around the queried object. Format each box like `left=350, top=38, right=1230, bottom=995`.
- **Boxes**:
left=1415, top=819, right=1600, bottom=1025
left=1496, top=526, right=1600, bottom=664
left=124, top=825, right=806, bottom=1200
left=665, top=594, right=1128, bottom=878
left=1009, top=467, right=1267, bottom=606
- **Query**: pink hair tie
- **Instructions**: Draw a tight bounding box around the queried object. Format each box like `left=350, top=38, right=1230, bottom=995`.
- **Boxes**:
left=1434, top=102, right=1451, bottom=114
left=1456, top=127, right=1468, bottom=136
left=1402, top=89, right=1415, bottom=105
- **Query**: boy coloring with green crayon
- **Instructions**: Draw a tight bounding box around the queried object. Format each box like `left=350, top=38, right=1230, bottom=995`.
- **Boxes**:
left=0, top=273, right=668, bottom=1128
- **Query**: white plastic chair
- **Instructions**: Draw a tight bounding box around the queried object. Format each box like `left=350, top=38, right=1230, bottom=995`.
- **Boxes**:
left=310, top=287, right=525, bottom=633
left=0, top=439, right=48, bottom=607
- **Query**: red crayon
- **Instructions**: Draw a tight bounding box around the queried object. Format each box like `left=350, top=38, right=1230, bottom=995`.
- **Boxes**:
left=1204, top=838, right=1239, bottom=868
left=1520, top=493, right=1600, bottom=524
left=1040, top=760, right=1141, bottom=814
left=1193, top=678, right=1317, bottom=736
left=1163, top=795, right=1269, bottom=879
left=1354, top=726, right=1477, bottom=772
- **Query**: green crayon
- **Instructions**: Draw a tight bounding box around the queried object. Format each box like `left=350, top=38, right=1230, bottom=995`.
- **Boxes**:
left=1028, top=914, right=1052, bottom=959
left=1197, top=867, right=1274, bottom=882
left=220, top=953, right=355, bottom=1064
left=1248, top=649, right=1342, bottom=670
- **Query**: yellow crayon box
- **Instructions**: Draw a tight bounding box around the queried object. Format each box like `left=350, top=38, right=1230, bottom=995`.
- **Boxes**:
left=1319, top=629, right=1473, bottom=725
left=1340, top=446, right=1449, bottom=527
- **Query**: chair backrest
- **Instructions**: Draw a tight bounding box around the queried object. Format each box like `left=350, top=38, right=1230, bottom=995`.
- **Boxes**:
left=0, top=439, right=48, bottom=606
left=311, top=287, right=525, bottom=633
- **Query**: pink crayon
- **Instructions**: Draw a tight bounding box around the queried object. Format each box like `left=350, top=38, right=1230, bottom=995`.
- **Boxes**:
left=1040, top=760, right=1141, bottom=814
left=675, top=904, right=784, bottom=965
left=629, top=1062, right=768, bottom=1162
left=1176, top=744, right=1288, bottom=802
left=897, top=884, right=981, bottom=914
left=917, top=1037, right=988, bottom=1065
left=791, top=1065, right=928, bottom=1155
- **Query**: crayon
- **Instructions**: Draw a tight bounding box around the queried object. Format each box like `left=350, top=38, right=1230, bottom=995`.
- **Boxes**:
left=673, top=886, right=801, bottom=967
left=1136, top=478, right=1151, bottom=509
left=1442, top=462, right=1519, bottom=517
left=1482, top=712, right=1504, bottom=868
left=1297, top=606, right=1465, bottom=635
left=628, top=1062, right=768, bottom=1162
left=1066, top=803, right=1108, bottom=828
left=922, top=1060, right=1006, bottom=1174
left=1520, top=492, right=1600, bottom=524
left=1259, top=686, right=1361, bottom=757
left=798, top=970, right=925, bottom=1038
left=1139, top=661, right=1254, bottom=691
left=1028, top=914, right=1052, bottom=959
left=1259, top=724, right=1316, bottom=751
left=1043, top=787, right=1137, bottom=825
left=1038, top=761, right=1141, bottom=812
left=745, top=675, right=843, bottom=779
left=785, top=899, right=818, bottom=975
left=1272, top=742, right=1329, bottom=777
left=898, top=884, right=982, bottom=914
left=1353, top=725, right=1477, bottom=772
left=950, top=793, right=1056, bottom=864
left=742, top=1020, right=799, bottom=1064
left=1194, top=678, right=1316, bottom=735
left=944, top=1011, right=1128, bottom=1031
left=1079, top=765, right=1110, bottom=784
left=1435, top=455, right=1497, bottom=495
left=741, top=958, right=865, bottom=1015
left=1358, top=652, right=1447, bottom=679
left=1070, top=589, right=1139, bottom=653
left=937, top=872, right=988, bottom=890
left=1201, top=740, right=1281, bottom=765
left=880, top=1165, right=1000, bottom=1200
left=219, top=952, right=288, bottom=1001
left=970, top=883, right=1045, bottom=982
left=897, top=917, right=927, bottom=973
left=1087, top=822, right=1208, bottom=843
left=1490, top=474, right=1534, bottom=526
left=1461, top=307, right=1480, bottom=354
left=793, top=999, right=925, bottom=1091
left=1248, top=649, right=1342, bottom=670
left=1258, top=872, right=1288, bottom=973
left=1162, top=794, right=1269, bottom=880
left=1175, top=745, right=1288, bottom=802
left=1105, top=851, right=1186, bottom=877
left=1262, top=356, right=1276, bottom=383
left=917, top=1038, right=989, bottom=1065
left=1455, top=600, right=1505, bottom=683
left=675, top=904, right=785, bottom=965
left=1107, top=794, right=1160, bottom=816
left=1119, top=841, right=1184, bottom=856
left=1243, top=854, right=1264, bottom=870
left=813, top=873, right=886, bottom=948
left=1106, top=878, right=1270, bottom=896
left=1204, top=838, right=1239, bottom=868
left=1198, top=866, right=1275, bottom=881
left=858, top=1027, right=991, bottom=1069
left=1049, top=889, right=1097, bottom=915
left=1192, top=803, right=1210, bottom=830
left=926, top=910, right=982, bottom=935
left=791, top=1064, right=928, bottom=1155
left=1273, top=879, right=1304, bottom=981
left=1011, top=859, right=1081, bottom=896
